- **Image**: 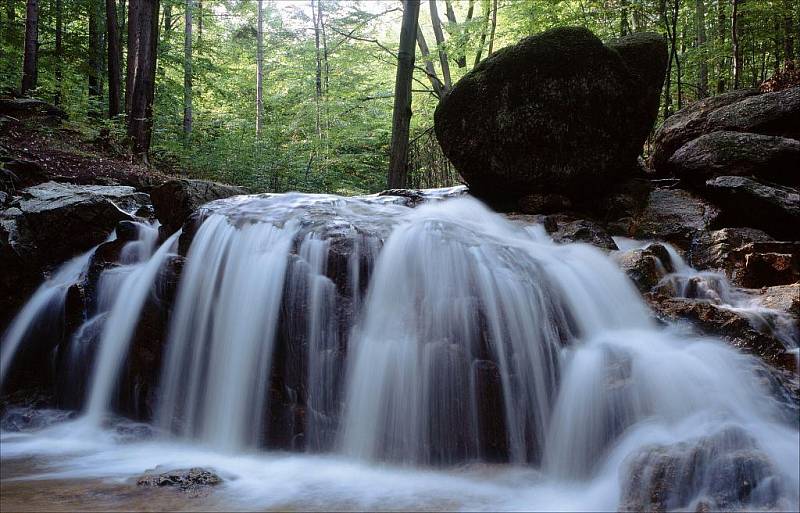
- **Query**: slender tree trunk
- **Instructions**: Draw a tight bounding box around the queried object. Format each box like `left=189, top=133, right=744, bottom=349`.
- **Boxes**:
left=487, top=0, right=497, bottom=55
left=127, top=0, right=160, bottom=159
left=54, top=0, right=63, bottom=103
left=21, top=0, right=37, bottom=94
left=125, top=0, right=139, bottom=114
left=387, top=0, right=420, bottom=189
left=312, top=0, right=322, bottom=139
left=255, top=0, right=264, bottom=137
left=732, top=0, right=743, bottom=88
left=107, top=0, right=121, bottom=116
left=443, top=0, right=468, bottom=67
left=620, top=0, right=630, bottom=36
left=196, top=0, right=201, bottom=49
left=4, top=0, right=15, bottom=43
left=783, top=0, right=794, bottom=62
left=163, top=1, right=170, bottom=34
left=183, top=0, right=192, bottom=135
left=88, top=0, right=101, bottom=116
left=416, top=27, right=444, bottom=97
left=428, top=0, right=452, bottom=91
left=696, top=0, right=708, bottom=97
left=660, top=0, right=675, bottom=118
left=473, top=0, right=489, bottom=67
left=717, top=0, right=726, bottom=92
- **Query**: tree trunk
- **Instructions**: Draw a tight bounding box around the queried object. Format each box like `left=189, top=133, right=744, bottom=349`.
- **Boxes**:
left=54, top=0, right=62, bottom=104
left=387, top=0, right=420, bottom=189
left=312, top=0, right=322, bottom=138
left=784, top=0, right=794, bottom=61
left=20, top=0, right=37, bottom=94
left=107, top=0, right=121, bottom=116
left=473, top=0, right=489, bottom=67
left=125, top=0, right=140, bottom=114
left=717, top=0, right=726, bottom=92
left=5, top=0, right=15, bottom=43
left=127, top=0, right=160, bottom=159
left=428, top=0, right=452, bottom=91
left=88, top=0, right=102, bottom=116
left=620, top=0, right=630, bottom=36
left=487, top=0, right=497, bottom=55
left=444, top=0, right=468, bottom=67
left=696, top=0, right=708, bottom=97
left=416, top=27, right=444, bottom=98
left=732, top=0, right=743, bottom=88
left=196, top=0, right=201, bottom=48
left=163, top=1, right=170, bottom=34
left=255, top=0, right=264, bottom=137
left=183, top=0, right=192, bottom=136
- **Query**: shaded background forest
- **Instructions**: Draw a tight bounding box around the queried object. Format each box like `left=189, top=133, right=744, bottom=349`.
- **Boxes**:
left=1, top=0, right=798, bottom=194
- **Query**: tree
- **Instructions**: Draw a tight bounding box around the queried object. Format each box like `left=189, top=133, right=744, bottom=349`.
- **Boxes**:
left=428, top=0, right=452, bottom=91
left=127, top=0, right=160, bottom=159
left=387, top=0, right=421, bottom=189
left=184, top=0, right=192, bottom=136
left=107, top=0, right=122, bottom=117
left=88, top=0, right=104, bottom=116
left=54, top=0, right=63, bottom=104
left=20, top=0, right=37, bottom=94
left=696, top=0, right=708, bottom=97
left=255, top=0, right=263, bottom=137
left=717, top=0, right=727, bottom=92
left=732, top=0, right=743, bottom=88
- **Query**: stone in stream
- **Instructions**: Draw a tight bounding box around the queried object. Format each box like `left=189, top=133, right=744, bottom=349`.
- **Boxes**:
left=613, top=243, right=673, bottom=293
left=149, top=178, right=247, bottom=235
left=434, top=27, right=667, bottom=208
left=136, top=468, right=222, bottom=497
left=628, top=187, right=720, bottom=250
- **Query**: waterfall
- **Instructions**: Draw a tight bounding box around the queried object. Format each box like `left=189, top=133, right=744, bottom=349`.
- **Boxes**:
left=0, top=250, right=94, bottom=387
left=1, top=190, right=797, bottom=511
left=84, top=230, right=179, bottom=423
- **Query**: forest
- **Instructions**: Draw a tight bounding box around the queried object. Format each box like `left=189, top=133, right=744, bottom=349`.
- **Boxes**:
left=1, top=0, right=797, bottom=194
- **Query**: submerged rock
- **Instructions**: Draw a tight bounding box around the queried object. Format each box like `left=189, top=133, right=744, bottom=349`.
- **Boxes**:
left=434, top=27, right=666, bottom=207
left=150, top=179, right=247, bottom=235
left=136, top=468, right=221, bottom=496
left=620, top=426, right=785, bottom=512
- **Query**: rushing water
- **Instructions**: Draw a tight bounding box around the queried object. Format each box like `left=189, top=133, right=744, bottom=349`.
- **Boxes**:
left=1, top=191, right=798, bottom=511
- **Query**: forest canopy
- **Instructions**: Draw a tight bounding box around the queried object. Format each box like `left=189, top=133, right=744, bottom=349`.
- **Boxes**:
left=1, top=0, right=798, bottom=194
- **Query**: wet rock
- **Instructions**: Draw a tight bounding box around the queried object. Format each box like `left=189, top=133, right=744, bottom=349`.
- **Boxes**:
left=150, top=179, right=247, bottom=235
left=740, top=251, right=799, bottom=288
left=668, top=131, right=800, bottom=187
left=690, top=227, right=774, bottom=279
left=650, top=88, right=761, bottom=173
left=136, top=468, right=221, bottom=496
left=613, top=244, right=673, bottom=292
left=620, top=426, right=785, bottom=512
left=0, top=407, right=76, bottom=432
left=757, top=283, right=800, bottom=317
left=434, top=28, right=667, bottom=207
left=629, top=188, right=719, bottom=250
left=646, top=296, right=788, bottom=364
left=704, top=176, right=799, bottom=239
left=545, top=217, right=618, bottom=250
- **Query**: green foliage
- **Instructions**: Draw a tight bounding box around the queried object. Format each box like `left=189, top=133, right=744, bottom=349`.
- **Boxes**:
left=1, top=0, right=797, bottom=193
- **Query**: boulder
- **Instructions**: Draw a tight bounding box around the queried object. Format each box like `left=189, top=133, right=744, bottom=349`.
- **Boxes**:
left=16, top=182, right=147, bottom=265
left=0, top=98, right=67, bottom=119
left=757, top=284, right=800, bottom=317
left=629, top=188, right=720, bottom=250
left=545, top=217, right=618, bottom=250
left=690, top=228, right=774, bottom=278
left=740, top=249, right=799, bottom=288
left=667, top=131, right=800, bottom=187
left=705, top=86, right=800, bottom=140
left=703, top=176, right=799, bottom=239
left=150, top=179, right=246, bottom=235
left=0, top=157, right=49, bottom=192
left=434, top=27, right=667, bottom=207
left=650, top=88, right=761, bottom=173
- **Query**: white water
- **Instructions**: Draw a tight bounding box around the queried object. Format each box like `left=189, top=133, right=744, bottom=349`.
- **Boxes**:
left=0, top=248, right=96, bottom=387
left=84, top=229, right=179, bottom=423
left=2, top=192, right=798, bottom=511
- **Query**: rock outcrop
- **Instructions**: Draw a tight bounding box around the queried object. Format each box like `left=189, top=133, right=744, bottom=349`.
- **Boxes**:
left=150, top=179, right=247, bottom=235
left=434, top=27, right=667, bottom=208
left=628, top=187, right=720, bottom=249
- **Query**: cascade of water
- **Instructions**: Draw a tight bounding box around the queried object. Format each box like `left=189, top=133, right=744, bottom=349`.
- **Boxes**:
left=1, top=249, right=96, bottom=387
left=84, top=229, right=180, bottom=423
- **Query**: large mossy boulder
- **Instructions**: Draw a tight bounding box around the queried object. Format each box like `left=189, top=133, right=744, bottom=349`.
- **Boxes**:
left=433, top=27, right=667, bottom=208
